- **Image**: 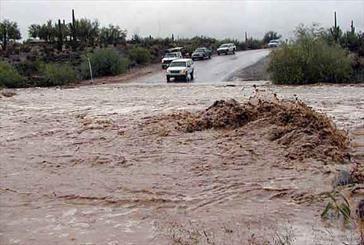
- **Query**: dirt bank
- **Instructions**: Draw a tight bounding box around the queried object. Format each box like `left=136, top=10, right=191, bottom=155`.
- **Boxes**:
left=74, top=63, right=160, bottom=86
left=0, top=82, right=363, bottom=244
left=229, top=55, right=270, bottom=81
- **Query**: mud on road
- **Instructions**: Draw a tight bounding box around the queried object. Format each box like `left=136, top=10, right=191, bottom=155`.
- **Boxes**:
left=0, top=81, right=363, bottom=244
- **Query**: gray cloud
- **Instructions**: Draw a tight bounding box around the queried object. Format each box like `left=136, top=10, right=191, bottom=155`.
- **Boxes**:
left=1, top=0, right=363, bottom=40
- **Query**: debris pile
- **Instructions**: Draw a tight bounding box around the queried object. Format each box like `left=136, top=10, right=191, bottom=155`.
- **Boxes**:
left=175, top=97, right=349, bottom=162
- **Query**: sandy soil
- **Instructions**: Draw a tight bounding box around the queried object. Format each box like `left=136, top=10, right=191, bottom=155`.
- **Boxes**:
left=0, top=81, right=363, bottom=244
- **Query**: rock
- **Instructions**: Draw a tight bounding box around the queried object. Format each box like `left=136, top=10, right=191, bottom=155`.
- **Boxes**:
left=1, top=89, right=17, bottom=97
left=334, top=170, right=354, bottom=186
left=358, top=199, right=364, bottom=221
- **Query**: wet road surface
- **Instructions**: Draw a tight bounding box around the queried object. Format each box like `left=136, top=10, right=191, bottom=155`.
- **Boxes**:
left=134, top=49, right=270, bottom=83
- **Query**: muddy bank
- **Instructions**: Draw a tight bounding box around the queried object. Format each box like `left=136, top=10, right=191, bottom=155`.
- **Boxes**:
left=229, top=55, right=270, bottom=81
left=0, top=82, right=363, bottom=244
left=74, top=63, right=160, bottom=87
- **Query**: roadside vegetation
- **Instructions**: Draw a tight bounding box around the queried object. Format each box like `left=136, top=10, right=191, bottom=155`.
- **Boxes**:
left=269, top=18, right=364, bottom=84
left=38, top=63, right=78, bottom=86
left=80, top=48, right=129, bottom=79
left=0, top=10, right=273, bottom=88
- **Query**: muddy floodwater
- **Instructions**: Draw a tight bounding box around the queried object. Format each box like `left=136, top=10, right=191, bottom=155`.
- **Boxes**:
left=1, top=81, right=363, bottom=244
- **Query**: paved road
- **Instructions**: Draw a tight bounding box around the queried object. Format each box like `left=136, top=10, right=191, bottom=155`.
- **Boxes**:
left=134, top=49, right=270, bottom=83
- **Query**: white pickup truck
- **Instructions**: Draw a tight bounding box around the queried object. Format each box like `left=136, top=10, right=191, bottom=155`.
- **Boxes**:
left=161, top=52, right=183, bottom=69
left=217, top=43, right=236, bottom=55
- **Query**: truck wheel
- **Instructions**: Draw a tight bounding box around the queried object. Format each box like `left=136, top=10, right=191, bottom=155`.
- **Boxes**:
left=167, top=76, right=170, bottom=83
left=185, top=75, right=190, bottom=82
left=217, top=52, right=220, bottom=56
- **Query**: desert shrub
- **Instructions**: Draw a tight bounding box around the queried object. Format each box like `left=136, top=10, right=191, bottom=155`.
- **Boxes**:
left=36, top=63, right=77, bottom=86
left=246, top=38, right=263, bottom=49
left=80, top=48, right=129, bottom=79
left=0, top=61, right=27, bottom=88
left=128, top=47, right=152, bottom=65
left=268, top=37, right=352, bottom=84
left=14, top=60, right=42, bottom=78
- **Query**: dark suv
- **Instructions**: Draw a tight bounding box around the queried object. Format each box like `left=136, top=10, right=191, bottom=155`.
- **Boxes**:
left=191, top=47, right=212, bottom=60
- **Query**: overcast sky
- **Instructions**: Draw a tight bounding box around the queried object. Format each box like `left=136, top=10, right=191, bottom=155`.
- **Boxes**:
left=1, top=0, right=363, bottom=40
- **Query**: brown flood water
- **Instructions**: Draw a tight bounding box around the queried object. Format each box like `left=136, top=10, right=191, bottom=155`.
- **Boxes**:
left=0, top=81, right=363, bottom=244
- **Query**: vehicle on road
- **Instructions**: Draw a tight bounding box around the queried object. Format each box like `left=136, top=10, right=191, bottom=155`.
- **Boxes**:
left=217, top=43, right=236, bottom=55
left=267, top=39, right=281, bottom=48
left=191, top=47, right=212, bottom=60
left=161, top=52, right=183, bottom=69
left=166, top=47, right=187, bottom=57
left=166, top=58, right=194, bottom=82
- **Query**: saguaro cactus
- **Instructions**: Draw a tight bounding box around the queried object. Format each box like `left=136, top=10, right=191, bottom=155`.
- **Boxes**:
left=71, top=9, right=78, bottom=49
left=350, top=20, right=355, bottom=34
left=330, top=11, right=342, bottom=43
left=57, top=19, right=63, bottom=51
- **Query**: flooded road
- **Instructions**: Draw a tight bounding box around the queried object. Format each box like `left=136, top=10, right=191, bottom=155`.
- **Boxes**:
left=0, top=81, right=363, bottom=244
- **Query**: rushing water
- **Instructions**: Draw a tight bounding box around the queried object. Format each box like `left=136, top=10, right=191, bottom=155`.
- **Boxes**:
left=0, top=81, right=363, bottom=244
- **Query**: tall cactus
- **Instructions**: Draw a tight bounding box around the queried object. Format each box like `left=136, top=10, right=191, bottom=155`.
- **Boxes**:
left=57, top=19, right=63, bottom=51
left=330, top=11, right=341, bottom=43
left=71, top=9, right=77, bottom=49
left=350, top=20, right=355, bottom=34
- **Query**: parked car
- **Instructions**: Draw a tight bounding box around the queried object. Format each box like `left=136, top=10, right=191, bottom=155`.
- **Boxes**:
left=217, top=43, right=236, bottom=55
left=267, top=39, right=281, bottom=48
left=161, top=52, right=183, bottom=69
left=166, top=59, right=194, bottom=82
left=191, top=47, right=212, bottom=60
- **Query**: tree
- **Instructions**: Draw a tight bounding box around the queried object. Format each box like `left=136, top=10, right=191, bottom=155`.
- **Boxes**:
left=100, top=25, right=126, bottom=47
left=31, top=20, right=57, bottom=43
left=0, top=19, right=21, bottom=50
left=76, top=18, right=99, bottom=48
left=29, top=24, right=41, bottom=39
left=263, top=31, right=281, bottom=44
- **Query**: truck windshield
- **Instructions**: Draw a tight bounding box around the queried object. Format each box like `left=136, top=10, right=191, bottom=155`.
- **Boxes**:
left=165, top=53, right=177, bottom=58
left=169, top=61, right=186, bottom=67
left=220, top=44, right=229, bottom=48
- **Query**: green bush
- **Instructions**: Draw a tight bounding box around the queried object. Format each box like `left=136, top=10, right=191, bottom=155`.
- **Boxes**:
left=268, top=37, right=352, bottom=84
left=0, top=61, right=27, bottom=88
left=128, top=47, right=151, bottom=65
left=15, top=60, right=41, bottom=77
left=80, top=48, right=129, bottom=79
left=37, top=63, right=77, bottom=86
